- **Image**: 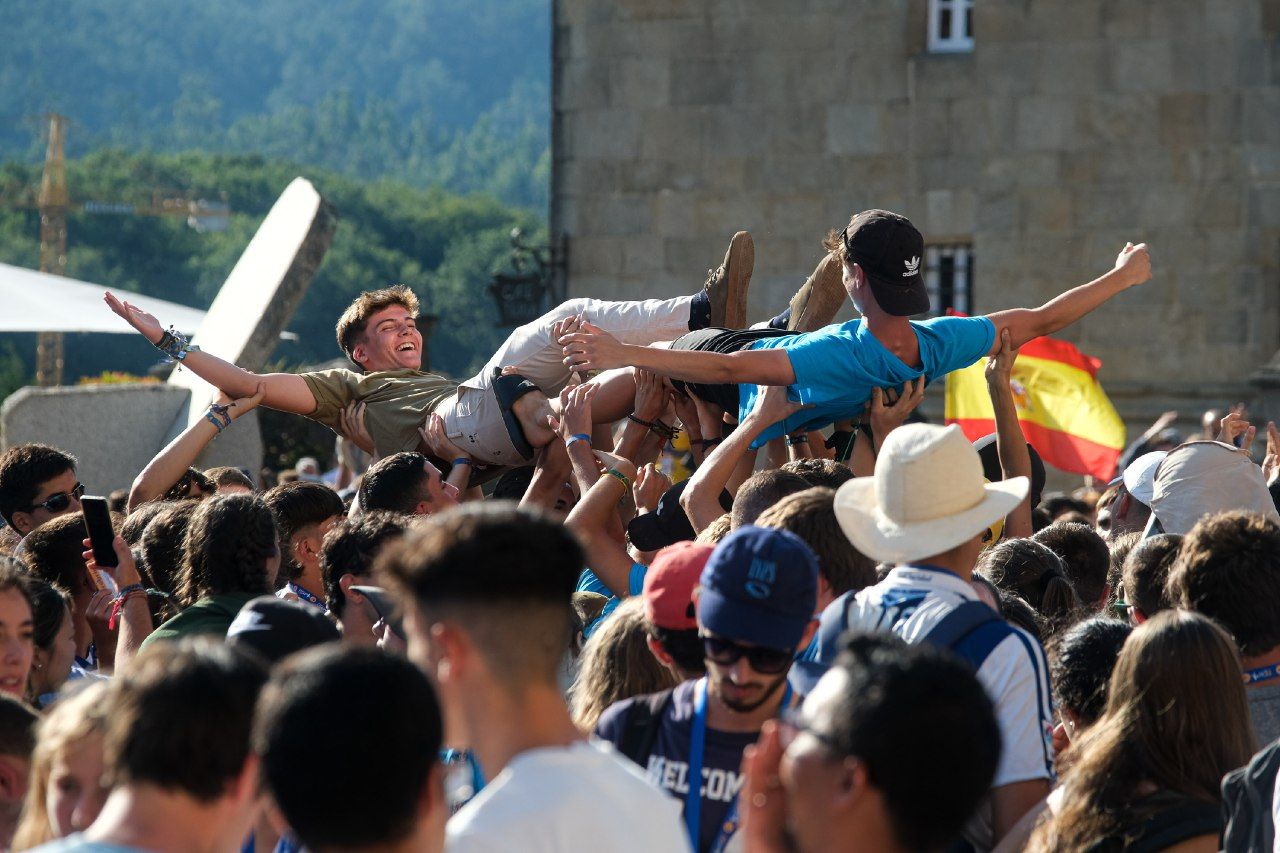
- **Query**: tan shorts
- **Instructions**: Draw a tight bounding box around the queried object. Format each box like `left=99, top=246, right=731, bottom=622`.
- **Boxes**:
left=435, top=384, right=529, bottom=467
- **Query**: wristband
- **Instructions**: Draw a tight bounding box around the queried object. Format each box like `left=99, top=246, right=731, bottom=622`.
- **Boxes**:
left=786, top=434, right=809, bottom=447
left=452, top=457, right=473, bottom=467
left=154, top=326, right=197, bottom=361
left=204, top=410, right=228, bottom=433
left=116, top=583, right=145, bottom=598
left=604, top=467, right=632, bottom=492
left=565, top=433, right=592, bottom=448
left=698, top=437, right=723, bottom=449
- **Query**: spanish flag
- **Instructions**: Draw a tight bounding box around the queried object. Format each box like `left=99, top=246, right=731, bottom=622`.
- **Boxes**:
left=944, top=336, right=1126, bottom=481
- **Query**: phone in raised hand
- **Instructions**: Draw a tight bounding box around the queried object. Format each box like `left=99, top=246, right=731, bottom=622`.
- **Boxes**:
left=80, top=496, right=121, bottom=594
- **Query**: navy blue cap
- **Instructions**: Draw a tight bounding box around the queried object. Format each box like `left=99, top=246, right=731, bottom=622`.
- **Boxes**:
left=788, top=591, right=858, bottom=696
left=697, top=525, right=819, bottom=651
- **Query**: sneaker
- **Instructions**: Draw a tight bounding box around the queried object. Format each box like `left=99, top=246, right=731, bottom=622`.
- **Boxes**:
left=786, top=251, right=845, bottom=332
left=704, top=231, right=753, bottom=328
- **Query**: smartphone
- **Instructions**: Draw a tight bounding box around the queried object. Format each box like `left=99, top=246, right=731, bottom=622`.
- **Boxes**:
left=81, top=496, right=119, bottom=572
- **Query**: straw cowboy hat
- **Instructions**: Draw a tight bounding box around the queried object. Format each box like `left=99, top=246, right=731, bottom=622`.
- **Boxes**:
left=834, top=423, right=1029, bottom=563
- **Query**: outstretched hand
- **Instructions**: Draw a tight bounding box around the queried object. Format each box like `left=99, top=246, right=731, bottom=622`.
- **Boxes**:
left=104, top=292, right=165, bottom=344
left=748, top=385, right=805, bottom=427
left=559, top=315, right=626, bottom=372
left=419, top=413, right=470, bottom=462
left=1114, top=242, right=1152, bottom=287
left=985, top=329, right=1019, bottom=384
left=867, top=377, right=926, bottom=449
left=549, top=382, right=598, bottom=440
left=1215, top=411, right=1257, bottom=454
left=215, top=382, right=266, bottom=421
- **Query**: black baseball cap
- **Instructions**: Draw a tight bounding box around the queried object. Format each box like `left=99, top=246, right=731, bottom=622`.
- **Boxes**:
left=626, top=479, right=733, bottom=553
left=227, top=596, right=340, bottom=664
left=841, top=210, right=929, bottom=316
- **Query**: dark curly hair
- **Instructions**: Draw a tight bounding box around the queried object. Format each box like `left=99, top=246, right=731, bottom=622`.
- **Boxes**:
left=319, top=512, right=410, bottom=618
left=1047, top=616, right=1131, bottom=725
left=139, top=501, right=201, bottom=597
left=176, top=495, right=279, bottom=608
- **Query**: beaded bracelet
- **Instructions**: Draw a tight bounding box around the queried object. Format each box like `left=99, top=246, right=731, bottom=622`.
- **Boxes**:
left=604, top=467, right=632, bottom=492
left=154, top=326, right=197, bottom=361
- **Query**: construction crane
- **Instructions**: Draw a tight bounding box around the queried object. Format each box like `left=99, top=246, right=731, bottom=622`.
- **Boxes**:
left=1, top=114, right=230, bottom=385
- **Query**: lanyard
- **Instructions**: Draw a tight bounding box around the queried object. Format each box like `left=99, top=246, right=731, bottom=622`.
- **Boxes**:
left=288, top=582, right=323, bottom=606
left=685, top=678, right=793, bottom=852
left=1245, top=664, right=1280, bottom=685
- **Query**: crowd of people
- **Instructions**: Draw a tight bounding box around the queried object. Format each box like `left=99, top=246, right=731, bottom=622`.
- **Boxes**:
left=0, top=208, right=1275, bottom=851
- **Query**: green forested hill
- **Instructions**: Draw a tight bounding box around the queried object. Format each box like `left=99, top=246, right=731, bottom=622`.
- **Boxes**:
left=0, top=0, right=550, bottom=209
left=0, top=151, right=543, bottom=396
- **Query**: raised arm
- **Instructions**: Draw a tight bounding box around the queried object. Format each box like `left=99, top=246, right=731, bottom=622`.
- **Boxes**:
left=681, top=385, right=804, bottom=532
left=105, top=292, right=317, bottom=414
left=985, top=243, right=1151, bottom=352
left=128, top=384, right=265, bottom=511
left=564, top=454, right=638, bottom=597
left=559, top=316, right=796, bottom=386
left=985, top=330, right=1033, bottom=539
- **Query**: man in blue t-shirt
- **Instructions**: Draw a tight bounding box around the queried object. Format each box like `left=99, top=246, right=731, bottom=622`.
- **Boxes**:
left=559, top=209, right=1152, bottom=444
left=594, top=526, right=819, bottom=853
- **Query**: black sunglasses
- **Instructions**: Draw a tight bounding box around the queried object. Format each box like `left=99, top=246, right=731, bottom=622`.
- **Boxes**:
left=28, top=482, right=85, bottom=514
left=702, top=635, right=794, bottom=675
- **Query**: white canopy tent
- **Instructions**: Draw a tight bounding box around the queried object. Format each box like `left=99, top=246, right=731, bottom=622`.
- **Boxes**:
left=0, top=262, right=206, bottom=333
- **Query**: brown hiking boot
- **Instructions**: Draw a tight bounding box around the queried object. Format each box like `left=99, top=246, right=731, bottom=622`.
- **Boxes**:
left=786, top=251, right=846, bottom=332
left=704, top=231, right=753, bottom=328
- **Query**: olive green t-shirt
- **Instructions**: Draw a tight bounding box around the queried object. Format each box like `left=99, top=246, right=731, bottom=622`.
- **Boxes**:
left=300, top=367, right=458, bottom=457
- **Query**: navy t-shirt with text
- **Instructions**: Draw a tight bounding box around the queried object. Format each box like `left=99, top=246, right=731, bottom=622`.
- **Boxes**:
left=594, top=679, right=755, bottom=853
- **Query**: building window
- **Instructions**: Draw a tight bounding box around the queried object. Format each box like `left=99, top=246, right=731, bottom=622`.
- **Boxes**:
left=924, top=244, right=974, bottom=316
left=928, top=0, right=974, bottom=53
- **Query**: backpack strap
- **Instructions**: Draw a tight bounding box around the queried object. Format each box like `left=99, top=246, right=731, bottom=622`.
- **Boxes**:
left=617, top=688, right=675, bottom=769
left=921, top=600, right=1011, bottom=671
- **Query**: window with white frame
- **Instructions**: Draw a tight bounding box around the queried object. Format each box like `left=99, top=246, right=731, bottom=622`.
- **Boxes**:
left=928, top=0, right=974, bottom=53
left=923, top=244, right=974, bottom=316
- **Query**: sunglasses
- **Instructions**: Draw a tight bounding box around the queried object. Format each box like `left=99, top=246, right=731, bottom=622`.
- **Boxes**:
left=702, top=635, right=794, bottom=675
left=28, top=482, right=85, bottom=514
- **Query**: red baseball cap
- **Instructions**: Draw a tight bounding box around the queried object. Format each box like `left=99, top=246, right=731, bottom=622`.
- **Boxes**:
left=642, top=542, right=714, bottom=631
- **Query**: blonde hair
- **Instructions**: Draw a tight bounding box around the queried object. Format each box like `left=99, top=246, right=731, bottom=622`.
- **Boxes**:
left=695, top=514, right=732, bottom=545
left=334, top=286, right=421, bottom=368
left=568, top=598, right=677, bottom=732
left=12, top=681, right=110, bottom=850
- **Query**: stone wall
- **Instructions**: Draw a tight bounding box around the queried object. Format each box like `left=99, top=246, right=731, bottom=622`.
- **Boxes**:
left=1, top=384, right=262, bottom=494
left=552, top=0, right=1280, bottom=433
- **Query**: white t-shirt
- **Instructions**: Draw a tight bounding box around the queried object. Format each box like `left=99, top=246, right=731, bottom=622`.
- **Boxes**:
left=843, top=565, right=1056, bottom=851
left=446, top=740, right=691, bottom=853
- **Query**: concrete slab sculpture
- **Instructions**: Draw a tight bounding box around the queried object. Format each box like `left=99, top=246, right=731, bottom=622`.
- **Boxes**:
left=1, top=177, right=337, bottom=493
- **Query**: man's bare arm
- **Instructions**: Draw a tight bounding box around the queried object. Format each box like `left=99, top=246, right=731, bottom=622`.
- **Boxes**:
left=681, top=386, right=804, bottom=533
left=985, top=243, right=1151, bottom=352
left=129, top=385, right=265, bottom=511
left=105, top=292, right=317, bottom=414
left=559, top=317, right=796, bottom=386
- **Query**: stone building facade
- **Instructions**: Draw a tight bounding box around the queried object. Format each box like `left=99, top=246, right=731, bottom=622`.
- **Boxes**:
left=551, top=0, right=1280, bottom=439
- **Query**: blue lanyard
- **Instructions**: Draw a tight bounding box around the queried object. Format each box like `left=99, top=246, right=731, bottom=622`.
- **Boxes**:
left=685, top=678, right=792, bottom=852
left=1246, top=664, right=1280, bottom=685
left=288, top=582, right=323, bottom=606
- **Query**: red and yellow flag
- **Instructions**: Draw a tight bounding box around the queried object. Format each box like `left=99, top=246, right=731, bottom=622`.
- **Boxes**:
left=945, top=336, right=1126, bottom=481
